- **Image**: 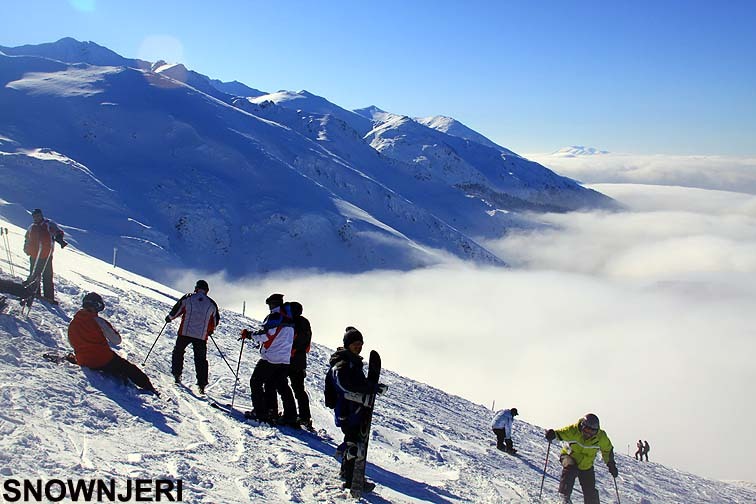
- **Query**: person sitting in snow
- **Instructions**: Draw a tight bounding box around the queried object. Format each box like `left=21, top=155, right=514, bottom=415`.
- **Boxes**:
left=68, top=292, right=158, bottom=394
left=491, top=407, right=519, bottom=454
left=545, top=413, right=618, bottom=504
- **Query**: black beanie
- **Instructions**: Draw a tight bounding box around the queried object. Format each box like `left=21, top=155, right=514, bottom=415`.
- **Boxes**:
left=265, top=293, right=284, bottom=306
left=343, top=326, right=363, bottom=347
left=195, top=279, right=209, bottom=292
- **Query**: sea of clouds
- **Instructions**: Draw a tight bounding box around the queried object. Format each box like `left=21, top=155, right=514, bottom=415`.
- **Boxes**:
left=174, top=153, right=756, bottom=483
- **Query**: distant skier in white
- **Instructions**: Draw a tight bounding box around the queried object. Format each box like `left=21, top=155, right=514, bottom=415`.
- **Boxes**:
left=491, top=407, right=519, bottom=454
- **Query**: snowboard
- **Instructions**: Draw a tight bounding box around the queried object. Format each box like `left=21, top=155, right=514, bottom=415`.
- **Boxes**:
left=350, top=349, right=381, bottom=498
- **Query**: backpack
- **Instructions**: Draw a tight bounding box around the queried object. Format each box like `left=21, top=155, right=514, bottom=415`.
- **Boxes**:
left=324, top=367, right=337, bottom=409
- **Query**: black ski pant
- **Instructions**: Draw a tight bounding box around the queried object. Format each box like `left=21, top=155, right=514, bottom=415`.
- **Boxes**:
left=27, top=256, right=54, bottom=300
left=171, top=335, right=208, bottom=387
left=289, top=367, right=311, bottom=421
left=635, top=448, right=643, bottom=460
left=250, top=360, right=296, bottom=421
left=97, top=354, right=155, bottom=391
left=340, top=424, right=361, bottom=484
left=559, top=454, right=599, bottom=504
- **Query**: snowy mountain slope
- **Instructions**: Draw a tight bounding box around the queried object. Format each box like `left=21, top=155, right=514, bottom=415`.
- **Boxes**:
left=249, top=90, right=373, bottom=136
left=233, top=99, right=533, bottom=239
left=0, top=38, right=612, bottom=280
left=1, top=220, right=753, bottom=503
left=209, top=78, right=265, bottom=98
left=0, top=50, right=502, bottom=279
left=0, top=37, right=150, bottom=70
left=414, top=115, right=516, bottom=155
left=364, top=115, right=614, bottom=213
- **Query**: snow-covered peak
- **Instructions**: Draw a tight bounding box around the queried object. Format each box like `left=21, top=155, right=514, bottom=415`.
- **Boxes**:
left=552, top=145, right=610, bottom=157
left=0, top=37, right=149, bottom=69
left=353, top=105, right=391, bottom=122
left=250, top=90, right=373, bottom=135
left=415, top=114, right=515, bottom=155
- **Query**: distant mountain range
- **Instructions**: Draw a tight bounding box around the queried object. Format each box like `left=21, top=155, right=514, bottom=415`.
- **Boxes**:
left=0, top=38, right=615, bottom=280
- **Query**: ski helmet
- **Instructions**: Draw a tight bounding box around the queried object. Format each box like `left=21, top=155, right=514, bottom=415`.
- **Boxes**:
left=82, top=292, right=105, bottom=312
left=580, top=413, right=600, bottom=432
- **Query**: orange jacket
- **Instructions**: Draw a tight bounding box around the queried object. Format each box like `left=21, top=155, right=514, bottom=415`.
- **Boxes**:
left=68, top=309, right=120, bottom=368
left=24, top=219, right=62, bottom=258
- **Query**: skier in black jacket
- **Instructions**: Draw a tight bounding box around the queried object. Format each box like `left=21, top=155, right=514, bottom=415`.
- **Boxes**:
left=329, top=326, right=377, bottom=492
left=288, top=301, right=312, bottom=429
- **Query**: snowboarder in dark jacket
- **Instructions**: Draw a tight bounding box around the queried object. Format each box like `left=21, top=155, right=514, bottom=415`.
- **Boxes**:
left=288, top=301, right=312, bottom=428
left=329, top=326, right=379, bottom=492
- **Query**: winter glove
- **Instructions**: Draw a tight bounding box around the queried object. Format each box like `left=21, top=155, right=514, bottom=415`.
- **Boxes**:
left=164, top=315, right=172, bottom=323
left=545, top=429, right=556, bottom=441
left=375, top=383, right=388, bottom=395
left=239, top=329, right=252, bottom=340
left=607, top=460, right=618, bottom=478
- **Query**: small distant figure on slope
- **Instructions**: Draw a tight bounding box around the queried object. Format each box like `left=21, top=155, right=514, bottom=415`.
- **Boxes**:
left=24, top=208, right=67, bottom=304
left=545, top=413, right=618, bottom=504
left=68, top=292, right=158, bottom=395
left=288, top=301, right=312, bottom=429
left=635, top=439, right=644, bottom=461
left=328, top=327, right=386, bottom=493
left=240, top=293, right=297, bottom=426
left=165, top=279, right=220, bottom=395
left=643, top=440, right=650, bottom=462
left=491, top=407, right=519, bottom=454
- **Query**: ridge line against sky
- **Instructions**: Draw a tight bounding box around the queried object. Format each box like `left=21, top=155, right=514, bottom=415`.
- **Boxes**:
left=2, top=0, right=756, bottom=157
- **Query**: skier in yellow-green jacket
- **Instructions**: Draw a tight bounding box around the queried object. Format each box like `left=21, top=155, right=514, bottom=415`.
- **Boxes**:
left=545, top=413, right=618, bottom=504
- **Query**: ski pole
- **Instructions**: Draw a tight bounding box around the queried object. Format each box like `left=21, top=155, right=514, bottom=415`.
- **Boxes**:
left=538, top=440, right=552, bottom=501
left=209, top=333, right=237, bottom=378
left=613, top=476, right=620, bottom=503
left=143, top=321, right=169, bottom=365
left=230, top=336, right=245, bottom=408
left=2, top=228, right=14, bottom=276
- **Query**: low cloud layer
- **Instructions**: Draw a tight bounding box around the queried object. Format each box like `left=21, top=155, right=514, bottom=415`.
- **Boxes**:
left=526, top=152, right=756, bottom=195
left=171, top=182, right=756, bottom=483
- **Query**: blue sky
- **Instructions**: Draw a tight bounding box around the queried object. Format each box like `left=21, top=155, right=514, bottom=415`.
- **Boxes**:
left=2, top=0, right=755, bottom=155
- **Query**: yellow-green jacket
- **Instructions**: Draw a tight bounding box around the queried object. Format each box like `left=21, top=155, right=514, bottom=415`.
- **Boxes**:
left=554, top=422, right=615, bottom=470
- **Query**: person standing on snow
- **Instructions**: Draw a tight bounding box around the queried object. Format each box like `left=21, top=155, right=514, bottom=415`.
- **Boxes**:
left=165, top=279, right=220, bottom=394
left=643, top=440, right=650, bottom=461
left=491, top=407, right=519, bottom=454
left=634, top=439, right=644, bottom=461
left=329, top=326, right=386, bottom=492
left=24, top=208, right=66, bottom=304
left=68, top=292, right=158, bottom=394
left=288, top=301, right=312, bottom=429
left=240, top=293, right=297, bottom=426
left=545, top=413, right=618, bottom=504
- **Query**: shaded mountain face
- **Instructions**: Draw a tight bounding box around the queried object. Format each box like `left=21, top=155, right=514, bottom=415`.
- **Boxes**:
left=0, top=38, right=613, bottom=280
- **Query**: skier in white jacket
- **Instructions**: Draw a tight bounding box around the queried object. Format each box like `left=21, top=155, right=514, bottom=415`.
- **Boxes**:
left=240, top=293, right=297, bottom=425
left=491, top=407, right=519, bottom=454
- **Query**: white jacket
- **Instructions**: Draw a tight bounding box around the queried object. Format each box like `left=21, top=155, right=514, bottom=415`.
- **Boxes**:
left=491, top=409, right=515, bottom=438
left=251, top=306, right=294, bottom=364
left=168, top=291, right=220, bottom=341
